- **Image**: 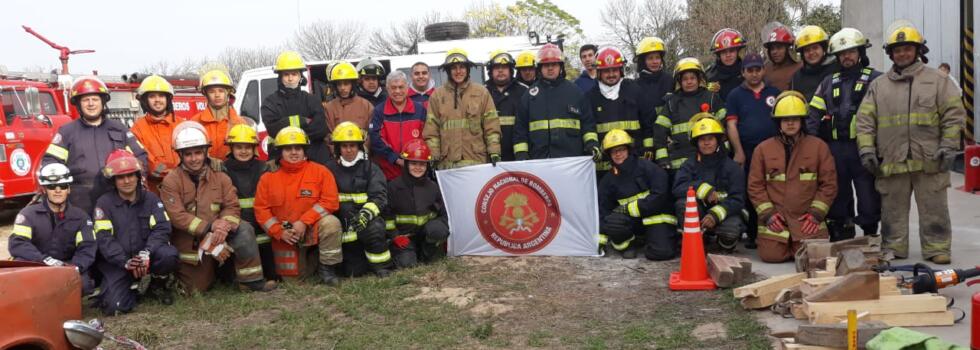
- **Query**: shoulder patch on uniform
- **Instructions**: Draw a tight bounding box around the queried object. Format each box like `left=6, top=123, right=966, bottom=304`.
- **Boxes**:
left=529, top=87, right=539, bottom=96
left=51, top=133, right=62, bottom=144
left=94, top=207, right=105, bottom=220
left=86, top=220, right=93, bottom=226
left=15, top=213, right=26, bottom=224
left=766, top=96, right=776, bottom=108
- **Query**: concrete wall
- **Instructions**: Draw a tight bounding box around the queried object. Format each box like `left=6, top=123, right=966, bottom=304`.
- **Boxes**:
left=843, top=0, right=885, bottom=70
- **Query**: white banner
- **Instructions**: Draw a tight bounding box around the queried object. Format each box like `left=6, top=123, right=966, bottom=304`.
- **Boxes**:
left=437, top=156, right=599, bottom=256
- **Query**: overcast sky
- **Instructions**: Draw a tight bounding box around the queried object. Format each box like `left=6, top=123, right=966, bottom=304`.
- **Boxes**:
left=2, top=0, right=838, bottom=76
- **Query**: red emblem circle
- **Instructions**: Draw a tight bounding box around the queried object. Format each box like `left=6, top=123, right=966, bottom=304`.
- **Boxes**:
left=475, top=171, right=561, bottom=254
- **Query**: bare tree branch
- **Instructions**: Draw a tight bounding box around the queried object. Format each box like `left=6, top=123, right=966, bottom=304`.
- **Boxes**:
left=290, top=20, right=364, bottom=61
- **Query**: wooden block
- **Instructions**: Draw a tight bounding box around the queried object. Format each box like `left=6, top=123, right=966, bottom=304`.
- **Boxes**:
left=734, top=272, right=806, bottom=298
left=805, top=294, right=948, bottom=322
left=812, top=269, right=835, bottom=278
left=707, top=254, right=752, bottom=288
left=796, top=321, right=888, bottom=349
left=801, top=276, right=899, bottom=298
left=740, top=289, right=782, bottom=309
left=811, top=311, right=954, bottom=327
left=805, top=271, right=879, bottom=302
left=791, top=303, right=809, bottom=319
left=835, top=247, right=872, bottom=276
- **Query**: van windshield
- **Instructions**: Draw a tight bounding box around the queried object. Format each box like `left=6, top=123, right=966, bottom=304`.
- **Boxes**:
left=1, top=91, right=58, bottom=124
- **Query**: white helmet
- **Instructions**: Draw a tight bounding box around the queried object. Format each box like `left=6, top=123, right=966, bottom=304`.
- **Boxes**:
left=829, top=28, right=871, bottom=54
left=38, top=163, right=73, bottom=186
left=172, top=121, right=210, bottom=151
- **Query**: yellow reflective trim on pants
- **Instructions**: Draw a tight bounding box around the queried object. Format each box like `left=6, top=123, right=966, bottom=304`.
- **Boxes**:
left=598, top=234, right=608, bottom=245
left=188, top=217, right=203, bottom=233
left=45, top=144, right=69, bottom=161
left=513, top=142, right=528, bottom=153
left=642, top=214, right=677, bottom=226
left=627, top=200, right=641, bottom=218
left=583, top=132, right=598, bottom=143
left=655, top=148, right=668, bottom=160
left=611, top=236, right=633, bottom=251
left=809, top=96, right=827, bottom=111
left=670, top=121, right=691, bottom=135
left=529, top=118, right=580, bottom=131
left=810, top=200, right=829, bottom=214
left=180, top=253, right=199, bottom=263
left=766, top=173, right=786, bottom=182
left=696, top=183, right=713, bottom=200
left=94, top=220, right=113, bottom=233
left=12, top=224, right=32, bottom=239
left=643, top=138, right=654, bottom=148
left=755, top=202, right=773, bottom=214
left=342, top=231, right=358, bottom=243
left=338, top=193, right=369, bottom=204
left=238, top=266, right=263, bottom=276
left=222, top=216, right=241, bottom=225
left=255, top=234, right=271, bottom=244
left=596, top=120, right=641, bottom=133
left=499, top=116, right=515, bottom=126
left=799, top=172, right=817, bottom=181
left=655, top=115, right=672, bottom=128
left=239, top=197, right=255, bottom=209
left=757, top=226, right=790, bottom=241
left=709, top=205, right=727, bottom=221
left=288, top=115, right=300, bottom=127
left=444, top=119, right=470, bottom=130
left=617, top=191, right=649, bottom=206
left=365, top=250, right=391, bottom=263
left=75, top=231, right=83, bottom=246
left=880, top=160, right=928, bottom=177
left=362, top=202, right=380, bottom=216
left=857, top=134, right=874, bottom=148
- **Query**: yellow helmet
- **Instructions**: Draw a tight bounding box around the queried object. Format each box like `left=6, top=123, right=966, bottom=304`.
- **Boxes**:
left=635, top=37, right=666, bottom=57
left=274, top=50, right=306, bottom=72
left=332, top=121, right=365, bottom=143
left=602, top=129, right=634, bottom=152
left=795, top=25, right=829, bottom=50
left=445, top=48, right=471, bottom=66
left=489, top=50, right=516, bottom=66
left=226, top=124, right=259, bottom=145
left=515, top=51, right=536, bottom=68
left=673, top=57, right=704, bottom=79
left=330, top=61, right=359, bottom=81
left=885, top=26, right=926, bottom=49
left=274, top=126, right=309, bottom=147
left=199, top=69, right=235, bottom=93
left=137, top=75, right=174, bottom=97
left=689, top=114, right=725, bottom=141
left=772, top=91, right=808, bottom=118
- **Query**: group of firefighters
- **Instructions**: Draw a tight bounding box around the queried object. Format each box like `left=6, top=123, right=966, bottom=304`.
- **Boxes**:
left=6, top=19, right=965, bottom=315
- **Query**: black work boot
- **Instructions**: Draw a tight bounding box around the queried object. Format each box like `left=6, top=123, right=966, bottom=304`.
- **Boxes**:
left=318, top=264, right=340, bottom=287
left=148, top=275, right=174, bottom=305
left=620, top=245, right=638, bottom=259
left=240, top=279, right=278, bottom=292
left=860, top=223, right=879, bottom=237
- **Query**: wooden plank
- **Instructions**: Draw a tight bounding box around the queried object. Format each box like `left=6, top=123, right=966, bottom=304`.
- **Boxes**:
left=740, top=289, right=782, bottom=309
left=707, top=254, right=752, bottom=288
left=796, top=321, right=888, bottom=349
left=801, top=276, right=899, bottom=297
left=835, top=247, right=872, bottom=275
left=811, top=310, right=954, bottom=327
left=805, top=294, right=948, bottom=320
left=734, top=272, right=806, bottom=298
left=805, top=271, right=880, bottom=302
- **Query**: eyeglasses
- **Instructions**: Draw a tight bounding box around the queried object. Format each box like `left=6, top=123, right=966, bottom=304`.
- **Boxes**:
left=44, top=184, right=69, bottom=190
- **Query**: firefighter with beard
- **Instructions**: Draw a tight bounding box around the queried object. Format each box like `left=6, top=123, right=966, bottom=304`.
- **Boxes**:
left=384, top=139, right=449, bottom=267
left=654, top=58, right=726, bottom=172
left=486, top=50, right=527, bottom=161
left=790, top=26, right=841, bottom=100
left=327, top=122, right=394, bottom=277
left=513, top=43, right=600, bottom=162
left=261, top=51, right=331, bottom=165
left=597, top=129, right=676, bottom=260
left=634, top=37, right=674, bottom=160
left=806, top=28, right=882, bottom=241
left=131, top=75, right=181, bottom=195
left=706, top=28, right=747, bottom=101
left=588, top=47, right=647, bottom=179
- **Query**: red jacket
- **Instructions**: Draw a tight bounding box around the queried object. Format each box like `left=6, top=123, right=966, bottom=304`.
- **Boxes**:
left=369, top=98, right=427, bottom=180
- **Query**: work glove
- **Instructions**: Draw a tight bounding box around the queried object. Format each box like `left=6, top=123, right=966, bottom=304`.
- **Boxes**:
left=137, top=250, right=151, bottom=278
left=590, top=145, right=603, bottom=163
left=701, top=213, right=717, bottom=231
left=515, top=152, right=529, bottom=161
left=613, top=204, right=630, bottom=215
left=766, top=212, right=787, bottom=233
left=603, top=212, right=633, bottom=237
left=705, top=190, right=720, bottom=205
left=43, top=256, right=65, bottom=267
left=860, top=153, right=879, bottom=175
left=706, top=82, right=721, bottom=93
left=208, top=156, right=224, bottom=172
left=392, top=235, right=411, bottom=250
left=656, top=157, right=671, bottom=170
left=489, top=153, right=501, bottom=166
left=798, top=213, right=820, bottom=236
left=350, top=207, right=375, bottom=233
left=935, top=148, right=956, bottom=172
left=210, top=243, right=233, bottom=265
left=150, top=163, right=168, bottom=178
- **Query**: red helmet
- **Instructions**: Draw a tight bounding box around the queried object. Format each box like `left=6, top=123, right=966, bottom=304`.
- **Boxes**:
left=763, top=23, right=795, bottom=47
left=711, top=28, right=746, bottom=53
left=70, top=76, right=111, bottom=105
left=536, top=43, right=564, bottom=65
left=102, top=149, right=142, bottom=178
left=400, top=139, right=432, bottom=162
left=595, top=47, right=626, bottom=70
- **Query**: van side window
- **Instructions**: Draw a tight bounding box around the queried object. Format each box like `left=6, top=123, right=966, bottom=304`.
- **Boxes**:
left=259, top=78, right=278, bottom=119
left=241, top=80, right=259, bottom=119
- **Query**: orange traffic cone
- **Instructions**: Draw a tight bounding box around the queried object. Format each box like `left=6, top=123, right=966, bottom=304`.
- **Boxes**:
left=669, top=186, right=716, bottom=290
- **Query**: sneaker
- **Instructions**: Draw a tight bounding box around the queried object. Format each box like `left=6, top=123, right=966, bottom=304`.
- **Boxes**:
left=318, top=264, right=340, bottom=287
left=240, top=280, right=278, bottom=292
left=929, top=254, right=951, bottom=265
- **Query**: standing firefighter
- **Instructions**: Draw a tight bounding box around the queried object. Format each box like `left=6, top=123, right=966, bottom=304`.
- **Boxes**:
left=325, top=61, right=375, bottom=137
left=654, top=58, right=726, bottom=171
left=807, top=28, right=882, bottom=240
left=192, top=69, right=246, bottom=160
left=634, top=37, right=674, bottom=159
left=598, top=129, right=676, bottom=260
left=515, top=51, right=538, bottom=88
left=762, top=22, right=801, bottom=91
left=423, top=48, right=502, bottom=169
left=673, top=116, right=746, bottom=251
left=223, top=124, right=279, bottom=281
left=791, top=26, right=841, bottom=100
left=356, top=58, right=388, bottom=106
left=588, top=47, right=647, bottom=177
left=261, top=51, right=331, bottom=165
left=748, top=92, right=837, bottom=263
left=131, top=75, right=181, bottom=195
left=384, top=139, right=450, bottom=267
left=9, top=163, right=97, bottom=295
left=486, top=50, right=527, bottom=162
left=328, top=122, right=394, bottom=277
left=254, top=126, right=344, bottom=285
left=706, top=28, right=747, bottom=101
left=43, top=76, right=148, bottom=215
left=513, top=43, right=600, bottom=162
left=161, top=121, right=276, bottom=293
left=855, top=23, right=965, bottom=264
left=93, top=149, right=179, bottom=314
left=369, top=71, right=427, bottom=180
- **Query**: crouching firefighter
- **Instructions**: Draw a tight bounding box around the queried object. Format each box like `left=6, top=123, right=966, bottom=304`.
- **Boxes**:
left=384, top=139, right=450, bottom=268
left=223, top=124, right=279, bottom=281
left=253, top=126, right=344, bottom=285
left=9, top=163, right=97, bottom=296
left=673, top=115, right=747, bottom=251
left=93, top=149, right=179, bottom=315
left=327, top=122, right=394, bottom=277
left=598, top=129, right=677, bottom=260
left=160, top=121, right=276, bottom=293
